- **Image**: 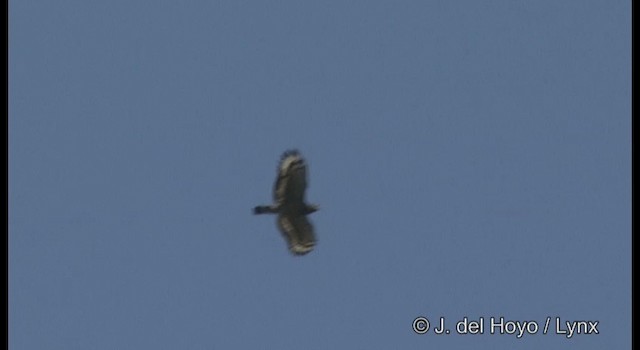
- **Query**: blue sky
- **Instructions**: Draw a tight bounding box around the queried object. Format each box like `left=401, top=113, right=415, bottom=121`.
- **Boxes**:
left=9, top=1, right=630, bottom=349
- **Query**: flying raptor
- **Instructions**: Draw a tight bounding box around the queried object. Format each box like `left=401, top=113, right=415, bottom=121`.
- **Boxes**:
left=253, top=150, right=319, bottom=255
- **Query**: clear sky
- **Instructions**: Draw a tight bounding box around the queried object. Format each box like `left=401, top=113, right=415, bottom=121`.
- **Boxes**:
left=9, top=1, right=630, bottom=349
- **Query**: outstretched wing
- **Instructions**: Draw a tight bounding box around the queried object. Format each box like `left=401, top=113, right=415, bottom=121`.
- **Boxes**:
left=273, top=150, right=308, bottom=205
left=277, top=213, right=316, bottom=255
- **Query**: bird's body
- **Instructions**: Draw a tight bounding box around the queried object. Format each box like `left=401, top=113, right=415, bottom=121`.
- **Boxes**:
left=254, top=150, right=318, bottom=255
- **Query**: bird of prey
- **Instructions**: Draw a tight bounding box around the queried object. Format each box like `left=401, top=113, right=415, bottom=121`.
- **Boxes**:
left=253, top=150, right=319, bottom=255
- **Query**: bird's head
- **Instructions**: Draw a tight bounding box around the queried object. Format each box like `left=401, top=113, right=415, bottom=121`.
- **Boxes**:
left=305, top=204, right=320, bottom=214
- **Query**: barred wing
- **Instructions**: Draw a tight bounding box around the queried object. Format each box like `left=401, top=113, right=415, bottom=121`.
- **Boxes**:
left=277, top=213, right=316, bottom=255
left=273, top=150, right=308, bottom=205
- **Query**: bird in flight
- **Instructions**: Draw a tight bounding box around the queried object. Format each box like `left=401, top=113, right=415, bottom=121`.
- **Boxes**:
left=254, top=150, right=319, bottom=255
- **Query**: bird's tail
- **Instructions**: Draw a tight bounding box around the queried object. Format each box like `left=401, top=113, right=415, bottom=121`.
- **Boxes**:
left=253, top=205, right=278, bottom=214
